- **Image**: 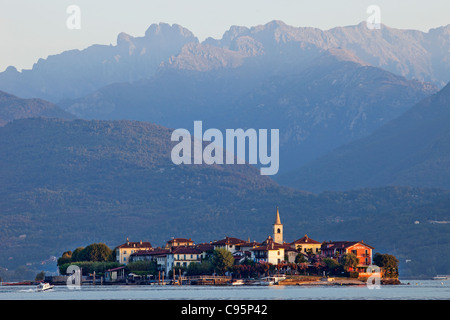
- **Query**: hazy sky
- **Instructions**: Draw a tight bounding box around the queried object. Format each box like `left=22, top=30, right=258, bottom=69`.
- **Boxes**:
left=1, top=0, right=449, bottom=72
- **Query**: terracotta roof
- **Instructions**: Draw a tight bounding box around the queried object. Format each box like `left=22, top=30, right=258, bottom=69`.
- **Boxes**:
left=321, top=241, right=374, bottom=250
left=211, top=237, right=247, bottom=246
left=291, top=234, right=321, bottom=245
left=251, top=237, right=285, bottom=251
left=195, top=243, right=215, bottom=251
left=131, top=248, right=169, bottom=256
left=116, top=240, right=152, bottom=249
left=167, top=238, right=194, bottom=244
left=171, top=246, right=202, bottom=254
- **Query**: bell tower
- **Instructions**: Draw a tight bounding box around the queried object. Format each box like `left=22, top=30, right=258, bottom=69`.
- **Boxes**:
left=273, top=207, right=283, bottom=244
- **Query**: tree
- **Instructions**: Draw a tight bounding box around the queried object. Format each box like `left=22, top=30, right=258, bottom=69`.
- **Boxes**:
left=126, top=260, right=157, bottom=275
left=298, top=262, right=308, bottom=275
left=78, top=243, right=113, bottom=262
left=57, top=251, right=72, bottom=265
left=71, top=247, right=85, bottom=262
left=186, top=260, right=213, bottom=276
left=322, top=258, right=342, bottom=275
left=373, top=252, right=399, bottom=278
left=341, top=253, right=359, bottom=271
left=295, top=253, right=308, bottom=264
left=211, top=248, right=234, bottom=275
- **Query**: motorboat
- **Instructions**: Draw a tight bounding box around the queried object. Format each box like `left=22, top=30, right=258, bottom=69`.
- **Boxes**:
left=433, top=275, right=449, bottom=280
left=255, top=275, right=286, bottom=286
left=37, top=282, right=54, bottom=291
left=231, top=279, right=245, bottom=286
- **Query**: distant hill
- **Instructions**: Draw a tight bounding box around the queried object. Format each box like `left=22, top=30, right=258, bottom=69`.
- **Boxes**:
left=0, top=118, right=449, bottom=278
left=277, top=82, right=450, bottom=192
left=0, top=90, right=75, bottom=126
left=62, top=48, right=436, bottom=172
left=0, top=21, right=448, bottom=103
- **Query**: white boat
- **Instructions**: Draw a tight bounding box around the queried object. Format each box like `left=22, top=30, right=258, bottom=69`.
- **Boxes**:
left=433, top=275, right=450, bottom=280
left=231, top=279, right=245, bottom=286
left=256, top=275, right=286, bottom=286
left=37, top=282, right=54, bottom=291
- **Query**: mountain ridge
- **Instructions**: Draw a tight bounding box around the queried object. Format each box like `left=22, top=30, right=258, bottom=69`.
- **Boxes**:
left=0, top=20, right=448, bottom=103
left=277, top=82, right=450, bottom=192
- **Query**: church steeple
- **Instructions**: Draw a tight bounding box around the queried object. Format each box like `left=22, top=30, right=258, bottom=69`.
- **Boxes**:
left=274, top=207, right=281, bottom=224
left=273, top=207, right=283, bottom=244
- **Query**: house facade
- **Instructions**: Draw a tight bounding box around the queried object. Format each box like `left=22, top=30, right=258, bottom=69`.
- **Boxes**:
left=321, top=241, right=374, bottom=271
left=166, top=246, right=202, bottom=275
left=211, top=237, right=248, bottom=254
left=291, top=234, right=322, bottom=255
left=165, top=238, right=194, bottom=249
left=250, top=236, right=285, bottom=265
left=115, top=238, right=152, bottom=265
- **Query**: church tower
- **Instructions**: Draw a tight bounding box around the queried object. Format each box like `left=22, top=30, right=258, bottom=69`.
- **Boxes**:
left=273, top=207, right=283, bottom=244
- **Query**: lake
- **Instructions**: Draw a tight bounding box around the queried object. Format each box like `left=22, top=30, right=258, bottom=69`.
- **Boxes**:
left=0, top=279, right=448, bottom=300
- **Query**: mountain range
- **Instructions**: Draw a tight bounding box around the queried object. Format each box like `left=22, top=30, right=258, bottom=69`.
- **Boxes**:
left=60, top=46, right=437, bottom=171
left=278, top=82, right=450, bottom=192
left=0, top=21, right=448, bottom=103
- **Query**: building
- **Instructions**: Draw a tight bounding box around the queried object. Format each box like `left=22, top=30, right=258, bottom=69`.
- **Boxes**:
left=273, top=207, right=283, bottom=244
left=321, top=241, right=374, bottom=272
left=211, top=237, right=248, bottom=254
left=250, top=236, right=285, bottom=265
left=129, top=247, right=170, bottom=272
left=115, top=238, right=152, bottom=265
left=105, top=266, right=126, bottom=282
left=165, top=238, right=194, bottom=249
left=291, top=234, right=321, bottom=255
left=166, top=246, right=202, bottom=275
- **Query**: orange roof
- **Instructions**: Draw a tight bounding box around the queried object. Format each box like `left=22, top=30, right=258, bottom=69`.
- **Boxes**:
left=116, top=240, right=152, bottom=249
left=211, top=237, right=247, bottom=246
left=291, top=234, right=321, bottom=245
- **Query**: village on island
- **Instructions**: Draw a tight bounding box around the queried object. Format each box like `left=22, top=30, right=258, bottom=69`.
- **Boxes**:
left=50, top=208, right=399, bottom=287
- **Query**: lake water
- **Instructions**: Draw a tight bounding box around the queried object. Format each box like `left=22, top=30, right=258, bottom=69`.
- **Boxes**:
left=0, top=280, right=449, bottom=300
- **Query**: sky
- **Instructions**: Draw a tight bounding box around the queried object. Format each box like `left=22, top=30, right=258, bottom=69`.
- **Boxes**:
left=1, top=0, right=449, bottom=72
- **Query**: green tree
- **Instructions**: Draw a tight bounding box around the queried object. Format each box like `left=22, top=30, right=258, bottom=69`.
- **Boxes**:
left=295, top=253, right=308, bottom=264
left=186, top=260, right=213, bottom=276
left=57, top=251, right=72, bottom=265
left=79, top=243, right=113, bottom=262
left=71, top=247, right=85, bottom=262
left=373, top=252, right=399, bottom=278
left=126, top=260, right=157, bottom=276
left=341, top=253, right=359, bottom=271
left=322, top=258, right=342, bottom=275
left=211, top=248, right=234, bottom=275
